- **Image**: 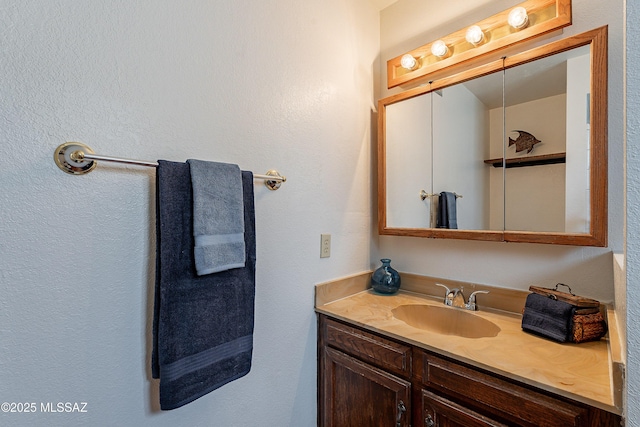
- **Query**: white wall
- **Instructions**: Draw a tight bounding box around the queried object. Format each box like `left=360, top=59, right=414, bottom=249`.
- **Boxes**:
left=386, top=93, right=433, bottom=228
left=501, top=94, right=567, bottom=232
left=489, top=105, right=506, bottom=230
left=0, top=1, right=378, bottom=426
left=625, top=0, right=640, bottom=424
left=377, top=0, right=624, bottom=304
left=565, top=53, right=592, bottom=233
left=433, top=84, right=489, bottom=230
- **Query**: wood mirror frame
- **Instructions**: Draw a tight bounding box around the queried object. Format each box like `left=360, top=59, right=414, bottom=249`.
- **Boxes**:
left=377, top=26, right=607, bottom=246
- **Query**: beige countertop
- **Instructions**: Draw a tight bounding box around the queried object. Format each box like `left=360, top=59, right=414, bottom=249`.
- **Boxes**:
left=315, top=272, right=622, bottom=415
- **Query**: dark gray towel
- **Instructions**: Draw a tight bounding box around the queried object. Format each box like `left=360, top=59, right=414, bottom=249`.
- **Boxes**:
left=437, top=191, right=458, bottom=229
left=152, top=161, right=256, bottom=410
left=521, top=293, right=575, bottom=342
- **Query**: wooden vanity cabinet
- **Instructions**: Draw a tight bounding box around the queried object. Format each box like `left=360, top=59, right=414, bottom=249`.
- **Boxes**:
left=414, top=350, right=621, bottom=427
left=318, top=314, right=621, bottom=427
left=322, top=347, right=411, bottom=426
left=318, top=316, right=412, bottom=426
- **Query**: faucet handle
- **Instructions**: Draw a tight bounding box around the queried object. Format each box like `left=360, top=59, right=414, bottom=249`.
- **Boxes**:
left=466, top=290, right=490, bottom=310
left=469, top=290, right=489, bottom=297
left=435, top=283, right=451, bottom=294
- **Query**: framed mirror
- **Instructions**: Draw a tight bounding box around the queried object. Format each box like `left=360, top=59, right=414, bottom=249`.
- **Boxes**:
left=377, top=26, right=607, bottom=246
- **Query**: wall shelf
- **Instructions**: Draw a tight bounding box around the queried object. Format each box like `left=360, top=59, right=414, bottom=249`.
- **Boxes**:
left=484, top=152, right=566, bottom=168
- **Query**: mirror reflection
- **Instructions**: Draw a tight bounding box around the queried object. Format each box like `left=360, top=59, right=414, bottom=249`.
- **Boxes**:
left=502, top=45, right=591, bottom=233
left=378, top=27, right=606, bottom=246
left=385, top=92, right=433, bottom=228
left=432, top=71, right=505, bottom=231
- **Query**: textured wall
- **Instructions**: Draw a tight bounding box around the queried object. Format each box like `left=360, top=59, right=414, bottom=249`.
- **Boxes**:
left=626, top=0, right=639, bottom=423
left=376, top=0, right=624, bottom=303
left=0, top=1, right=378, bottom=425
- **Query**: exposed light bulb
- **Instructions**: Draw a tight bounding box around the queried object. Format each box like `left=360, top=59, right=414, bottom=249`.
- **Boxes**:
left=508, top=7, right=529, bottom=29
left=400, top=54, right=418, bottom=70
left=465, top=25, right=485, bottom=46
left=431, top=40, right=449, bottom=58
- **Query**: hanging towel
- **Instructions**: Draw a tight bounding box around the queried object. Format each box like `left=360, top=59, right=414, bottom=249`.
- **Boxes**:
left=437, top=191, right=458, bottom=229
left=187, top=159, right=245, bottom=275
left=152, top=160, right=256, bottom=410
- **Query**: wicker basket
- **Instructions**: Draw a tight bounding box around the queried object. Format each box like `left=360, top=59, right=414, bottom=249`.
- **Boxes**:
left=528, top=284, right=607, bottom=343
left=572, top=310, right=608, bottom=343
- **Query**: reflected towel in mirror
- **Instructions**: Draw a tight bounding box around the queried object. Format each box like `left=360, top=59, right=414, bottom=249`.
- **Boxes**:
left=437, top=191, right=458, bottom=229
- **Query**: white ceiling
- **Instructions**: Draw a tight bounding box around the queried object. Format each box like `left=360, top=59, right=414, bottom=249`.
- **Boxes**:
left=463, top=44, right=590, bottom=109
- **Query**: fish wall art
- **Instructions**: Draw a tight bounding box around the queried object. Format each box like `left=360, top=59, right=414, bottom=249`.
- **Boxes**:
left=509, top=130, right=541, bottom=154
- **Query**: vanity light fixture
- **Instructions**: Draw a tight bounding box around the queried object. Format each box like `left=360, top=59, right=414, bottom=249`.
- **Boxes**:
left=508, top=6, right=529, bottom=29
left=431, top=40, right=449, bottom=58
left=400, top=54, right=418, bottom=70
left=465, top=25, right=485, bottom=46
left=387, top=0, right=572, bottom=89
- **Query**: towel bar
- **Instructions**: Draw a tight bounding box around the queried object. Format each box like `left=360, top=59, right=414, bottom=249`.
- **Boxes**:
left=420, top=190, right=463, bottom=201
left=54, top=142, right=286, bottom=190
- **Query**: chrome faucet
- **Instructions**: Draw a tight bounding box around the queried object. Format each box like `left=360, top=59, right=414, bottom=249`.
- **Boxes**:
left=435, top=284, right=489, bottom=311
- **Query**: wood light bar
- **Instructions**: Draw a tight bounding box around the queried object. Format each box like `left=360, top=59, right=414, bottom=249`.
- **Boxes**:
left=387, top=0, right=572, bottom=88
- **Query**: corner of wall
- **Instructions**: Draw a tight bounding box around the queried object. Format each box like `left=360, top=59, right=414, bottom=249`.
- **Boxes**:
left=613, top=253, right=627, bottom=362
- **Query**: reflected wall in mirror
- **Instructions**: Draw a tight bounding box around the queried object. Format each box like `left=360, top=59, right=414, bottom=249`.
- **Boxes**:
left=502, top=45, right=590, bottom=233
left=377, top=26, right=607, bottom=246
left=432, top=71, right=505, bottom=231
left=385, top=92, right=432, bottom=228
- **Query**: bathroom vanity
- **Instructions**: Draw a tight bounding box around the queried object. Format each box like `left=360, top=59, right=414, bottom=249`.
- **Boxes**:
left=315, top=274, right=622, bottom=426
left=343, top=3, right=621, bottom=424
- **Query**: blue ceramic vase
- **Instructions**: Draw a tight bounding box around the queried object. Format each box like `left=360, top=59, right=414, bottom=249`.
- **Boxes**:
left=371, top=258, right=401, bottom=295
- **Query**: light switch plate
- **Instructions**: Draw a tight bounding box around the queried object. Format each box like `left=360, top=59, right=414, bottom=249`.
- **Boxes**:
left=320, top=234, right=331, bottom=258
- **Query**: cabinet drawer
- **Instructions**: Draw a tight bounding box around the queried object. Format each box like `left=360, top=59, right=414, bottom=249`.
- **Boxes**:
left=322, top=317, right=411, bottom=378
left=418, top=352, right=588, bottom=427
left=421, top=389, right=509, bottom=427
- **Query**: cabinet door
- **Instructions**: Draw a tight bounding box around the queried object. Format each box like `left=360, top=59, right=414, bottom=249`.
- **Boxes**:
left=417, top=351, right=591, bottom=426
left=421, top=389, right=508, bottom=427
left=320, top=347, right=411, bottom=427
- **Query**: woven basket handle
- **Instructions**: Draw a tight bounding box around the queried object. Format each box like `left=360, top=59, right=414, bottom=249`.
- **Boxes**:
left=553, top=283, right=574, bottom=296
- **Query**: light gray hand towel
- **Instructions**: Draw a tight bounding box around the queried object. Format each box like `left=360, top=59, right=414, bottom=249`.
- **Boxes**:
left=187, top=159, right=245, bottom=275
